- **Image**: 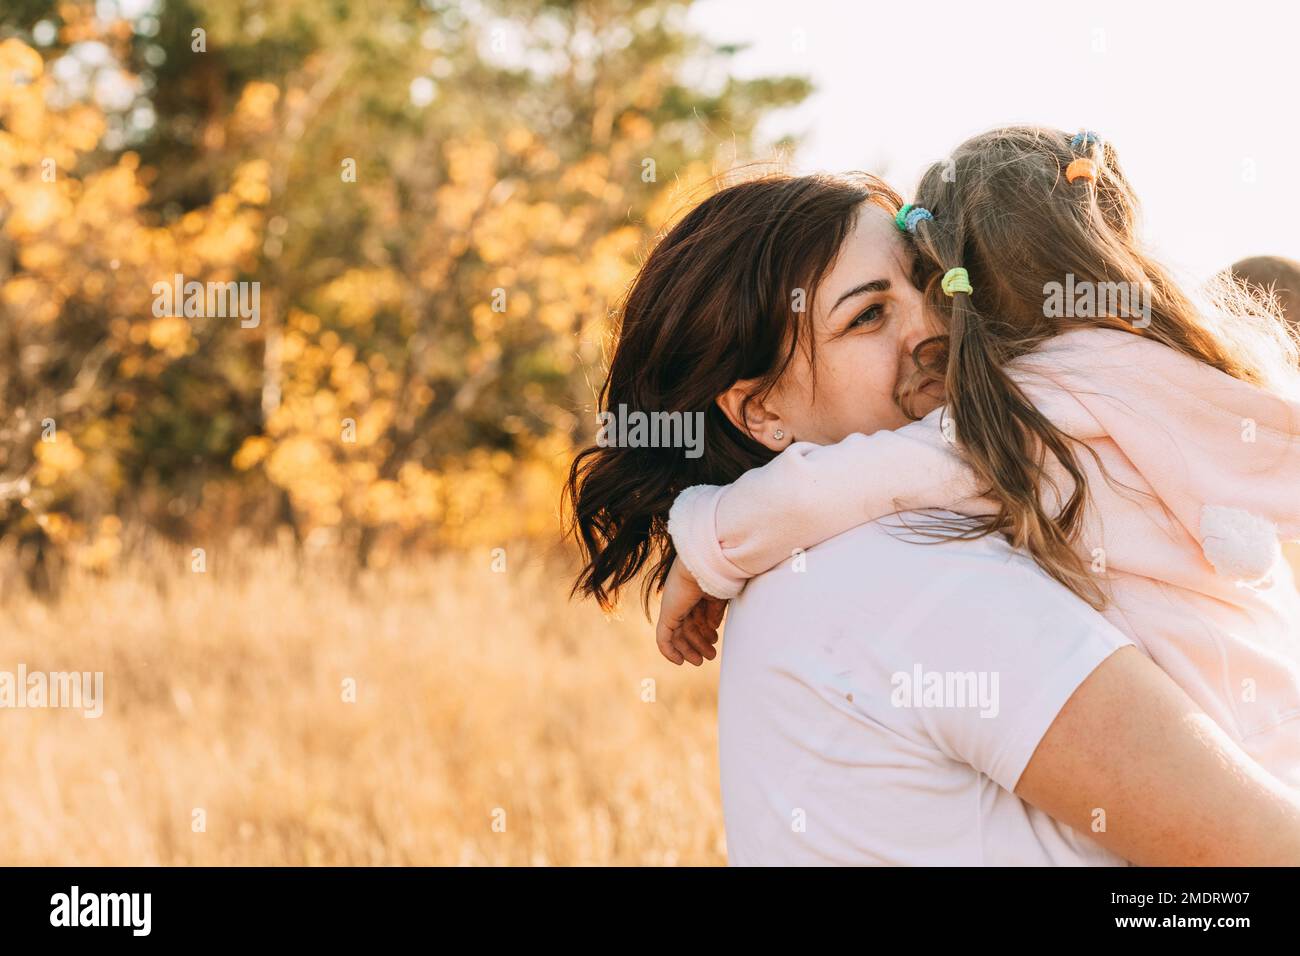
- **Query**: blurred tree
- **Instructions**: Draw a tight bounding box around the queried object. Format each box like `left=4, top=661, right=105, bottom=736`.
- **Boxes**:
left=0, top=0, right=811, bottom=572
left=0, top=22, right=265, bottom=586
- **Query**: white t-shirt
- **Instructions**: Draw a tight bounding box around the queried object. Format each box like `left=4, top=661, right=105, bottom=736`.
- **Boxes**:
left=719, top=514, right=1135, bottom=866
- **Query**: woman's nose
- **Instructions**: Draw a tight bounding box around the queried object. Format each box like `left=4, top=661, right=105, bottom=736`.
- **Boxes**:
left=899, top=302, right=934, bottom=353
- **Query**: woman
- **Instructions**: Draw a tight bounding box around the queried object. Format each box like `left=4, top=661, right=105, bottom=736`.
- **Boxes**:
left=567, top=172, right=1300, bottom=864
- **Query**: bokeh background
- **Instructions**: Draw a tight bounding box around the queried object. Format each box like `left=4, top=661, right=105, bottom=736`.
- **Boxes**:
left=0, top=0, right=1296, bottom=865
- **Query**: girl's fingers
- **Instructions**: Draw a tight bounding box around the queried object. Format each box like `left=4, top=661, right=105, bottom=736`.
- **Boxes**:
left=689, top=604, right=720, bottom=647
left=696, top=613, right=720, bottom=646
left=657, top=634, right=684, bottom=665
left=656, top=600, right=688, bottom=664
left=703, top=598, right=727, bottom=630
left=681, top=614, right=716, bottom=661
left=657, top=606, right=700, bottom=665
left=673, top=633, right=703, bottom=666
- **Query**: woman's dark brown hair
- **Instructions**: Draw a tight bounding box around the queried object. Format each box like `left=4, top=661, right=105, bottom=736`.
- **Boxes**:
left=567, top=172, right=902, bottom=611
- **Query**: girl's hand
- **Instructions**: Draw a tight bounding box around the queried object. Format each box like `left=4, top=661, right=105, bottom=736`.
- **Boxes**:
left=656, top=558, right=726, bottom=666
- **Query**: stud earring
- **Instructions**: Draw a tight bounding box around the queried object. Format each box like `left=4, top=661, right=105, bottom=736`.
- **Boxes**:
left=773, top=429, right=784, bottom=441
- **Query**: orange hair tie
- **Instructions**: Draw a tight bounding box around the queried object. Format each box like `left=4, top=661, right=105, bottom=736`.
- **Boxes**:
left=1066, top=158, right=1097, bottom=184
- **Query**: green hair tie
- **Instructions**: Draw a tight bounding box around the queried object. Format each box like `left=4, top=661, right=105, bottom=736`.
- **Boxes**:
left=941, top=267, right=972, bottom=297
left=896, top=204, right=934, bottom=233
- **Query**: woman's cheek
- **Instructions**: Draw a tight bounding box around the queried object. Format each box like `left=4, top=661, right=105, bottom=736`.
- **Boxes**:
left=855, top=350, right=901, bottom=424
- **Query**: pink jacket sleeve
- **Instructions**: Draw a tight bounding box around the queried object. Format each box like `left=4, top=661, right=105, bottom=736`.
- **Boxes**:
left=665, top=406, right=993, bottom=599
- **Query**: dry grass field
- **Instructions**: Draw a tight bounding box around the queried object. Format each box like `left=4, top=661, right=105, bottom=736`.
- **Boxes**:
left=0, top=540, right=725, bottom=865
left=4, top=539, right=1297, bottom=867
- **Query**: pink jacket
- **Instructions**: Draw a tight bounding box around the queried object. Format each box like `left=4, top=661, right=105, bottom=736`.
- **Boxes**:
left=669, top=328, right=1300, bottom=783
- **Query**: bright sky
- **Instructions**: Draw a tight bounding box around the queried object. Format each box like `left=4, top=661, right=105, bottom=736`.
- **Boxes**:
left=688, top=0, right=1299, bottom=281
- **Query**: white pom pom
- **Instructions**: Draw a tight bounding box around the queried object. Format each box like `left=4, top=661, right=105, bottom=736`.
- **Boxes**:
left=1199, top=505, right=1280, bottom=584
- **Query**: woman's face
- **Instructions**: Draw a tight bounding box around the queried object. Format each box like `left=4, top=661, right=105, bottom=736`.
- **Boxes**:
left=766, top=204, right=944, bottom=444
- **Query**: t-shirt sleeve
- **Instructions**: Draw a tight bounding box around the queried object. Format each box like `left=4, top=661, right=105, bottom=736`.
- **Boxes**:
left=904, top=555, right=1135, bottom=793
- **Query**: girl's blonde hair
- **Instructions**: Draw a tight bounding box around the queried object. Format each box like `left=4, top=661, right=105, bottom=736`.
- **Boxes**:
left=901, top=125, right=1300, bottom=608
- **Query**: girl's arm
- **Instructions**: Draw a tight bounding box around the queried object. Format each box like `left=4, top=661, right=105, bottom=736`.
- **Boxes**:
left=667, top=405, right=992, bottom=599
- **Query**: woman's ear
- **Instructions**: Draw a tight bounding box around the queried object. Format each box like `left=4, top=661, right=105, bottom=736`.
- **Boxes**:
left=716, top=380, right=790, bottom=452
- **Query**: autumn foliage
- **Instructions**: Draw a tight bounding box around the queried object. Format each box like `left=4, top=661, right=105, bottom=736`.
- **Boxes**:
left=0, top=1, right=809, bottom=578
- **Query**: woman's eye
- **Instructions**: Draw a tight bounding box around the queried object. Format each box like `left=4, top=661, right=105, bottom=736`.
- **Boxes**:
left=848, top=304, right=884, bottom=329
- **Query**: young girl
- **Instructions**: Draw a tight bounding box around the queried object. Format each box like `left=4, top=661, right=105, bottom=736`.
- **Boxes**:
left=659, top=126, right=1300, bottom=787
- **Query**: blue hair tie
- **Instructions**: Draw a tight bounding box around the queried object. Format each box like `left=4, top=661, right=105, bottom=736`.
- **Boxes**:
left=895, top=204, right=934, bottom=233
left=1071, top=129, right=1100, bottom=150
